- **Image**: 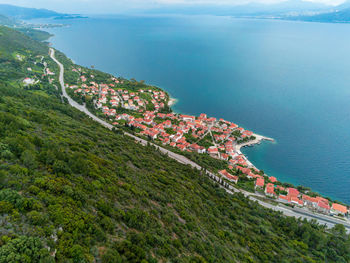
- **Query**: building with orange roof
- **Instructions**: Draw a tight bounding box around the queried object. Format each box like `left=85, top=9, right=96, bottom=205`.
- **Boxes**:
left=255, top=178, right=264, bottom=189
left=269, top=176, right=277, bottom=183
left=290, top=196, right=304, bottom=207
left=265, top=183, right=276, bottom=197
left=302, top=195, right=318, bottom=207
left=317, top=200, right=330, bottom=214
left=331, top=203, right=348, bottom=215
left=219, top=170, right=238, bottom=184
left=315, top=196, right=329, bottom=205
left=287, top=188, right=299, bottom=197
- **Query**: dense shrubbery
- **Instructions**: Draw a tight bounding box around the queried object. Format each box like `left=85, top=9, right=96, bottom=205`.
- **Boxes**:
left=0, top=25, right=350, bottom=262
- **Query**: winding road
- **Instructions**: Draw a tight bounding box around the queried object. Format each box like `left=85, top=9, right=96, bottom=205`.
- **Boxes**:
left=49, top=48, right=350, bottom=232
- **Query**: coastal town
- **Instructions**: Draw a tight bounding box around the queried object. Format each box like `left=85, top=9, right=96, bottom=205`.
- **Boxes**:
left=19, top=49, right=350, bottom=225
left=54, top=64, right=349, bottom=220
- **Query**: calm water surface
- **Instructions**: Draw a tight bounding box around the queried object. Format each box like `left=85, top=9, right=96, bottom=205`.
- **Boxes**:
left=39, top=15, right=350, bottom=203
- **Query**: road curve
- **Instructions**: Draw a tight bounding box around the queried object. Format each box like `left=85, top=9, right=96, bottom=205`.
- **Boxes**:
left=49, top=48, right=350, bottom=232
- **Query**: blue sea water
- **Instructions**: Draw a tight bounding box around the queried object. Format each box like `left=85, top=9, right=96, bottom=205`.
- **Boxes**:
left=39, top=15, right=350, bottom=203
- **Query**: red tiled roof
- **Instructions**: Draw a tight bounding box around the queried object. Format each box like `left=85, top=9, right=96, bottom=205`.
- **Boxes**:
left=265, top=185, right=275, bottom=195
left=269, top=176, right=277, bottom=183
left=332, top=203, right=347, bottom=214
left=315, top=196, right=329, bottom=205
left=287, top=188, right=299, bottom=197
left=302, top=195, right=318, bottom=203
left=256, top=178, right=264, bottom=187
left=317, top=200, right=330, bottom=210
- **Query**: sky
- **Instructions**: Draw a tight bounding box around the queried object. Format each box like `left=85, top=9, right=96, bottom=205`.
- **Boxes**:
left=0, top=0, right=346, bottom=13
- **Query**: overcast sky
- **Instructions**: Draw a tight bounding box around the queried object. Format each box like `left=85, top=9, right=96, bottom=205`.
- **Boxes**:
left=0, top=0, right=346, bottom=13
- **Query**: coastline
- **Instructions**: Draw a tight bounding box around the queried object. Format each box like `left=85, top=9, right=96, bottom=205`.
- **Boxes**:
left=164, top=90, right=274, bottom=177
left=34, top=14, right=350, bottom=206
left=236, top=133, right=275, bottom=172
left=236, top=133, right=274, bottom=153
left=46, top=32, right=349, bottom=208
left=163, top=90, right=275, bottom=177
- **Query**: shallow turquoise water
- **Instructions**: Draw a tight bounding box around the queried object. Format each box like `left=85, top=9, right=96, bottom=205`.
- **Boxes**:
left=40, top=15, right=350, bottom=203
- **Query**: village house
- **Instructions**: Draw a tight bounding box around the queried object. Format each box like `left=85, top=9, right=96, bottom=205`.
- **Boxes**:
left=189, top=144, right=206, bottom=154
left=269, top=176, right=277, bottom=183
left=265, top=183, right=276, bottom=197
left=331, top=203, right=348, bottom=216
left=23, top=78, right=36, bottom=85
left=290, top=196, right=304, bottom=206
left=255, top=178, right=264, bottom=189
left=207, top=146, right=219, bottom=157
left=219, top=170, right=238, bottom=184
left=278, top=195, right=303, bottom=206
left=317, top=200, right=331, bottom=214
left=302, top=195, right=319, bottom=208
left=180, top=115, right=195, bottom=122
left=287, top=188, right=299, bottom=197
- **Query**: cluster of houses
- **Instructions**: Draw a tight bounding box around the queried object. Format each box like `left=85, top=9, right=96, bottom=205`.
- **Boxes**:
left=278, top=188, right=349, bottom=216
left=68, top=66, right=169, bottom=114
left=66, top=68, right=349, bottom=219
left=70, top=71, right=168, bottom=115
left=67, top=67, right=255, bottom=165
left=23, top=56, right=56, bottom=86
left=121, top=112, right=255, bottom=163
left=219, top=166, right=349, bottom=217
left=69, top=72, right=256, bottom=163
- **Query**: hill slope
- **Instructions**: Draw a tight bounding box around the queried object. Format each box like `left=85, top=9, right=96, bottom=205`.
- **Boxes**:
left=0, top=25, right=350, bottom=262
left=0, top=14, right=17, bottom=26
left=0, top=4, right=61, bottom=19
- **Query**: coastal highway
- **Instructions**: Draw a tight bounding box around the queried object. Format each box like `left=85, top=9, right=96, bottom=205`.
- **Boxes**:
left=50, top=48, right=350, bottom=232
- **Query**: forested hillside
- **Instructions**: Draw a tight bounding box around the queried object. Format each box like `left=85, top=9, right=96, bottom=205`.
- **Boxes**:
left=0, top=25, right=350, bottom=263
left=0, top=4, right=61, bottom=19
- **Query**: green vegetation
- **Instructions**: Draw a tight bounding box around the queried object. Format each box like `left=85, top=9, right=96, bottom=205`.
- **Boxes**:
left=0, top=14, right=17, bottom=27
left=17, top=28, right=53, bottom=42
left=1, top=25, right=350, bottom=262
left=0, top=13, right=53, bottom=42
left=0, top=4, right=60, bottom=20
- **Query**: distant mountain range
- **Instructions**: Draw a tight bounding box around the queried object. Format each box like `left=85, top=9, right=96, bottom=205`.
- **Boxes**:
left=1, top=2, right=350, bottom=24
left=284, top=7, right=350, bottom=23
left=143, top=0, right=350, bottom=23
left=0, top=4, right=86, bottom=20
left=144, top=0, right=331, bottom=16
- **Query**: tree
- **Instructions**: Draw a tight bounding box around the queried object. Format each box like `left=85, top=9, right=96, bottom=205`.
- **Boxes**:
left=21, top=150, right=38, bottom=169
left=101, top=249, right=122, bottom=263
left=0, top=236, right=53, bottom=263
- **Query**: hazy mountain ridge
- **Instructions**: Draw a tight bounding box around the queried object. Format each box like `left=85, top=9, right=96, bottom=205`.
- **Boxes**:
left=0, top=4, right=85, bottom=20
left=141, top=0, right=350, bottom=23
left=1, top=2, right=350, bottom=23
left=283, top=6, right=350, bottom=22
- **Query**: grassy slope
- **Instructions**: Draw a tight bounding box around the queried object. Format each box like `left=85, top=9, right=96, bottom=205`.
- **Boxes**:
left=0, top=25, right=350, bottom=263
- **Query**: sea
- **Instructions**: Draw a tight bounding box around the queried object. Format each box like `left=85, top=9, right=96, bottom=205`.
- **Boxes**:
left=35, top=14, right=350, bottom=203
